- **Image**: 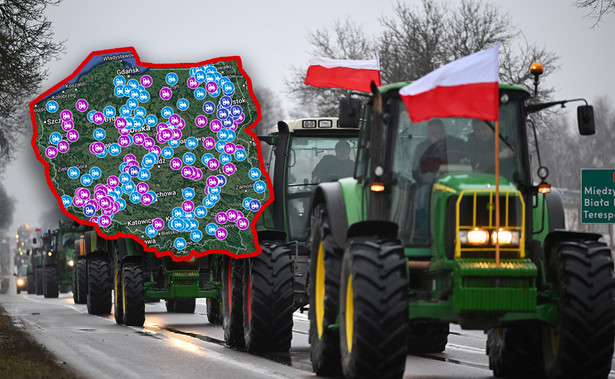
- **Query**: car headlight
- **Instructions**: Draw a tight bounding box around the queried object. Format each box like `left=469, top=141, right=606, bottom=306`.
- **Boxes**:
left=68, top=260, right=74, bottom=267
left=16, top=279, right=25, bottom=286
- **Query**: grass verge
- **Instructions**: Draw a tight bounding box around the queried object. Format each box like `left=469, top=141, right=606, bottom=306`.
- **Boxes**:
left=0, top=305, right=83, bottom=379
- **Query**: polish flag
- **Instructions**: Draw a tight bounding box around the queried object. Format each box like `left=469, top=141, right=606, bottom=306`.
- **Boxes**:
left=304, top=57, right=381, bottom=92
left=399, top=45, right=499, bottom=123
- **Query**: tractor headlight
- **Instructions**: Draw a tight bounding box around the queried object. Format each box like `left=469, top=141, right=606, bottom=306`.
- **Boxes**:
left=47, top=252, right=52, bottom=256
left=459, top=228, right=489, bottom=245
left=68, top=260, right=74, bottom=267
left=16, top=279, right=25, bottom=286
left=491, top=229, right=520, bottom=246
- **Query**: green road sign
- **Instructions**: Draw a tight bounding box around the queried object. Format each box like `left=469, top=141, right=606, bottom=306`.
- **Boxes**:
left=581, top=168, right=615, bottom=224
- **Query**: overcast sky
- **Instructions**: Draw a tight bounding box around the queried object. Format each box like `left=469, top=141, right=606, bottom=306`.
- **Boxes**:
left=3, top=0, right=614, bottom=234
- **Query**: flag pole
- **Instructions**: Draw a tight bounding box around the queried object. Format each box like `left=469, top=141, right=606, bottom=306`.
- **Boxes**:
left=494, top=120, right=500, bottom=265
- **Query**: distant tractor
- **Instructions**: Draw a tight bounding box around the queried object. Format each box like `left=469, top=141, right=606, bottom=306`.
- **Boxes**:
left=74, top=231, right=223, bottom=327
left=220, top=118, right=360, bottom=352
left=305, top=75, right=614, bottom=379
left=40, top=221, right=85, bottom=298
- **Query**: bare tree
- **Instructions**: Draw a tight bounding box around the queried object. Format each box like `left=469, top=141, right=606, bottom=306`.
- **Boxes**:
left=577, top=0, right=615, bottom=25
left=287, top=0, right=559, bottom=115
left=253, top=87, right=287, bottom=135
left=0, top=183, right=16, bottom=233
left=0, top=0, right=64, bottom=169
left=285, top=18, right=376, bottom=117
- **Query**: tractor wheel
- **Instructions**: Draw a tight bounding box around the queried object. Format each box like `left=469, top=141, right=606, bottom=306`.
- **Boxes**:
left=206, top=297, right=222, bottom=324
left=175, top=299, right=196, bottom=313
left=486, top=325, right=543, bottom=377
left=113, top=260, right=124, bottom=324
left=74, top=259, right=88, bottom=304
left=542, top=240, right=615, bottom=379
left=242, top=241, right=294, bottom=353
left=221, top=255, right=244, bottom=348
left=122, top=262, right=145, bottom=326
left=35, top=266, right=43, bottom=295
left=43, top=266, right=59, bottom=298
left=27, top=273, right=35, bottom=294
left=87, top=259, right=112, bottom=315
left=308, top=204, right=342, bottom=376
left=407, top=321, right=449, bottom=354
left=165, top=299, right=176, bottom=312
left=339, top=238, right=408, bottom=379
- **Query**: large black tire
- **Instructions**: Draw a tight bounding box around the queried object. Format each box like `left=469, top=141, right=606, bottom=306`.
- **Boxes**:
left=542, top=240, right=615, bottom=379
left=113, top=260, right=124, bottom=324
left=221, top=255, right=244, bottom=348
left=27, top=273, right=35, bottom=294
left=206, top=297, right=222, bottom=324
left=339, top=238, right=408, bottom=379
left=174, top=299, right=196, bottom=313
left=487, top=325, right=543, bottom=377
left=43, top=266, right=59, bottom=298
left=74, top=259, right=88, bottom=304
left=165, top=299, right=176, bottom=312
left=122, top=262, right=145, bottom=326
left=407, top=321, right=449, bottom=354
left=242, top=241, right=294, bottom=353
left=87, top=259, right=112, bottom=315
left=35, top=266, right=43, bottom=295
left=308, top=204, right=342, bottom=376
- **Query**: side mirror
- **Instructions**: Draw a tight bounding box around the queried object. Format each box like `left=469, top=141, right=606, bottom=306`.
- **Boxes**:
left=339, top=96, right=361, bottom=127
left=577, top=105, right=595, bottom=135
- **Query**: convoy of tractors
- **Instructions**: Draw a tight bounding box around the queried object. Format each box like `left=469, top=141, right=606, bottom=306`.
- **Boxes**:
left=10, top=66, right=615, bottom=379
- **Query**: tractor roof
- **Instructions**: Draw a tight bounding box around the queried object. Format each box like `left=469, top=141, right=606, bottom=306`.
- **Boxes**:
left=272, top=117, right=359, bottom=134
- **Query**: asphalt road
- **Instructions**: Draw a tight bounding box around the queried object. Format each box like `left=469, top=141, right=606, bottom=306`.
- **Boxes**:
left=1, top=287, right=615, bottom=379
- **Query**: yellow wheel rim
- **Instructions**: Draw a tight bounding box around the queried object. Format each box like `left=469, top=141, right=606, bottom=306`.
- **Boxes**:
left=550, top=328, right=560, bottom=355
left=114, top=263, right=119, bottom=304
left=122, top=272, right=126, bottom=315
left=345, top=274, right=354, bottom=353
left=316, top=241, right=325, bottom=339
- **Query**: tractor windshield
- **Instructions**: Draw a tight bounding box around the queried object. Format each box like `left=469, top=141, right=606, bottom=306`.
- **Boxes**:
left=390, top=98, right=525, bottom=245
left=286, top=135, right=358, bottom=240
left=62, top=233, right=81, bottom=250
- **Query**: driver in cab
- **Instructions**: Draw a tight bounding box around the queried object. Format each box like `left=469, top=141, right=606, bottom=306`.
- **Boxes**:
left=312, top=140, right=354, bottom=182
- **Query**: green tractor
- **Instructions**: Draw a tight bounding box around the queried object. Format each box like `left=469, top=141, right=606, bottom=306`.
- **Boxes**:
left=75, top=231, right=223, bottom=327
left=307, top=79, right=614, bottom=379
left=29, top=243, right=45, bottom=296
left=221, top=118, right=360, bottom=352
left=40, top=221, right=85, bottom=298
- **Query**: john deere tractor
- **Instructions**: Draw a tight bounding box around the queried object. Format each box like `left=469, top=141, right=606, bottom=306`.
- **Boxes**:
left=307, top=77, right=614, bottom=379
left=220, top=118, right=359, bottom=352
left=74, top=231, right=223, bottom=327
left=38, top=221, right=85, bottom=298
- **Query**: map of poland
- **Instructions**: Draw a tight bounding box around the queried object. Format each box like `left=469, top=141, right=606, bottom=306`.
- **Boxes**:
left=30, top=47, right=271, bottom=260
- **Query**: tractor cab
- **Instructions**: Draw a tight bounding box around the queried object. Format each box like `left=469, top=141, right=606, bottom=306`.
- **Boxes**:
left=258, top=117, right=360, bottom=243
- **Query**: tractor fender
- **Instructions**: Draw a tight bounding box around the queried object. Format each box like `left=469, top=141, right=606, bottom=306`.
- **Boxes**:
left=347, top=220, right=399, bottom=241
left=312, top=182, right=349, bottom=250
left=117, top=239, right=144, bottom=265
left=543, top=229, right=603, bottom=262
left=257, top=230, right=287, bottom=243
left=544, top=188, right=565, bottom=231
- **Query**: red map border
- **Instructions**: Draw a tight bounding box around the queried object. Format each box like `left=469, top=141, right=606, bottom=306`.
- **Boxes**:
left=29, top=46, right=273, bottom=261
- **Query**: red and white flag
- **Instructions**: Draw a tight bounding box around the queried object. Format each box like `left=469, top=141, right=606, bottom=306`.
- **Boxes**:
left=399, top=45, right=499, bottom=123
left=304, top=57, right=381, bottom=92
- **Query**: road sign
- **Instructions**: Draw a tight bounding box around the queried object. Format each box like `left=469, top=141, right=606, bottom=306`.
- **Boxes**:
left=581, top=168, right=615, bottom=223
